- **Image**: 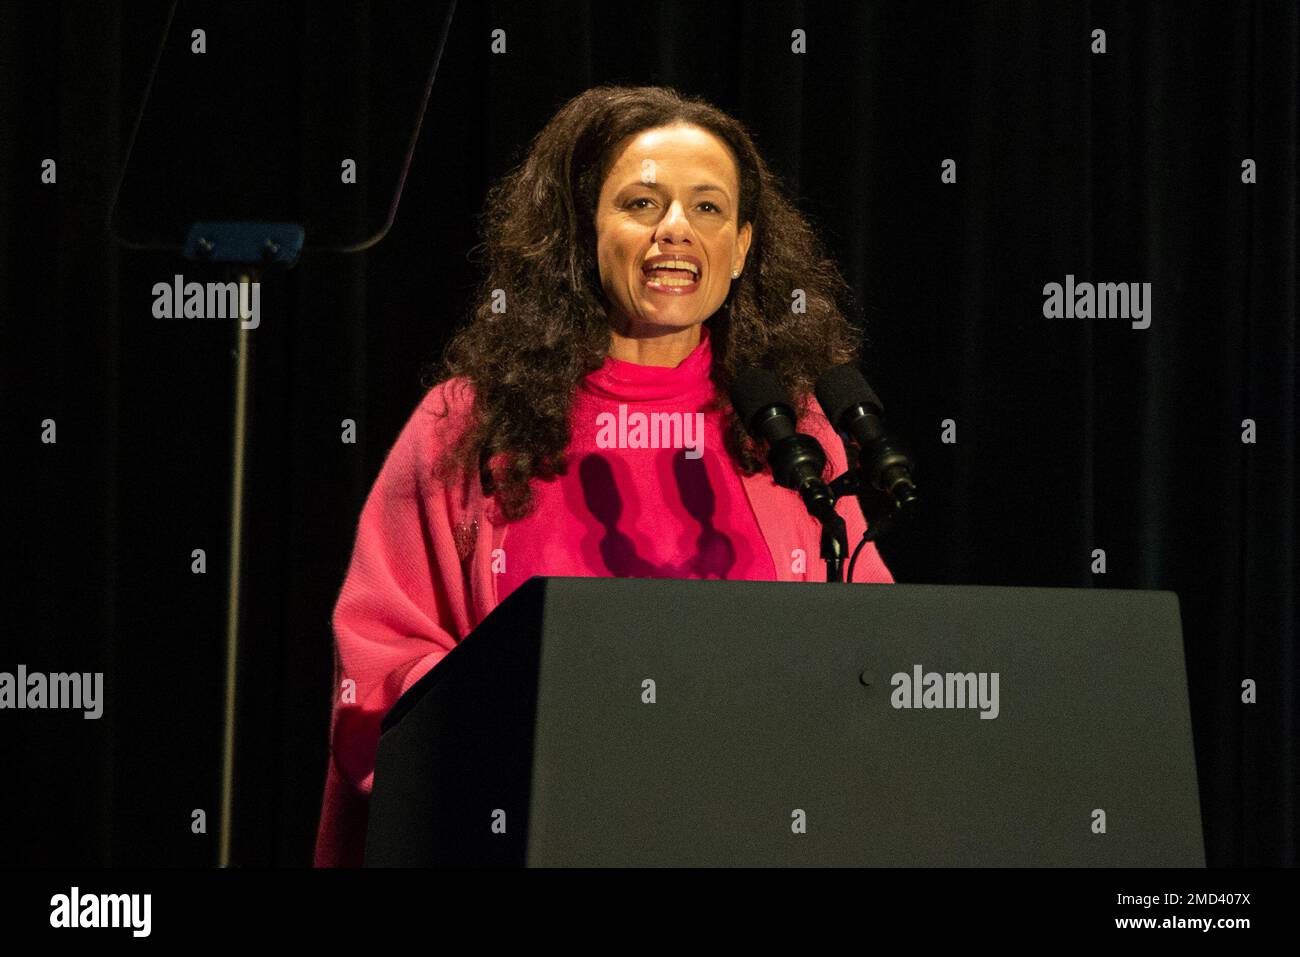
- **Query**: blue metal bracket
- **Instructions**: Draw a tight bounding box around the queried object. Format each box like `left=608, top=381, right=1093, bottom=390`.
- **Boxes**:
left=183, top=221, right=305, bottom=267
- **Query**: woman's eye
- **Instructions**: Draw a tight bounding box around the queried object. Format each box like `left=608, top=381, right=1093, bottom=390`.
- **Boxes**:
left=626, top=198, right=722, bottom=213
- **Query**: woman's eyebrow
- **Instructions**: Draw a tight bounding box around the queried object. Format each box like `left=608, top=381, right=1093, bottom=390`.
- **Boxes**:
left=619, top=181, right=730, bottom=197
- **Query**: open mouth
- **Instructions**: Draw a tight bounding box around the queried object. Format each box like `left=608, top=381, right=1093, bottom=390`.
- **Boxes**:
left=642, top=257, right=701, bottom=293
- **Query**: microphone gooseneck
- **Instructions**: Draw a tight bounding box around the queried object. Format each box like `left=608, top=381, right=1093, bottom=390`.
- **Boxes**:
left=814, top=364, right=919, bottom=580
left=730, top=366, right=847, bottom=581
left=815, top=364, right=918, bottom=515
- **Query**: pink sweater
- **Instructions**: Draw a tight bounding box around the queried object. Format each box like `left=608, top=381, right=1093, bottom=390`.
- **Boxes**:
left=313, top=344, right=894, bottom=867
left=497, top=326, right=776, bottom=599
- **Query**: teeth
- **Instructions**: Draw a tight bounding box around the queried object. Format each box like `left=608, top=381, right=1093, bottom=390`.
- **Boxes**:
left=645, top=260, right=699, bottom=276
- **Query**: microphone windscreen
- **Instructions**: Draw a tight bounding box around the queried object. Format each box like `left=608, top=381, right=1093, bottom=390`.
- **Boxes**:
left=815, top=364, right=883, bottom=429
left=729, top=366, right=791, bottom=432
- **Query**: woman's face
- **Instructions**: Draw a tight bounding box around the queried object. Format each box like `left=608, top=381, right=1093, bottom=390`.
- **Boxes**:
left=595, top=123, right=753, bottom=338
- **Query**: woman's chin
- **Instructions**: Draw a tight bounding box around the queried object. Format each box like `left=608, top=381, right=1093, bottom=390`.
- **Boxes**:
left=636, top=317, right=704, bottom=336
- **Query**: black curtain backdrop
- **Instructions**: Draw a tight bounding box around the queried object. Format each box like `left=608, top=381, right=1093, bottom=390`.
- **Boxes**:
left=1, top=0, right=1294, bottom=867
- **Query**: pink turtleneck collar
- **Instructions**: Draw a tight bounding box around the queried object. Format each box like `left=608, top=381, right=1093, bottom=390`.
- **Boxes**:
left=581, top=323, right=714, bottom=402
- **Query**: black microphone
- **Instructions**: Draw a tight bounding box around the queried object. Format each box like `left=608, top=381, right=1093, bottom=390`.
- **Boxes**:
left=814, top=364, right=918, bottom=513
left=729, top=366, right=838, bottom=522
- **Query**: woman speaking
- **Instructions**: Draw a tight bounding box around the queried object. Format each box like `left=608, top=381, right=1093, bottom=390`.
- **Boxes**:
left=313, top=85, right=894, bottom=867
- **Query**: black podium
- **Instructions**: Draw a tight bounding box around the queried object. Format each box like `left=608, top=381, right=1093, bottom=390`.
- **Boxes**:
left=364, top=577, right=1204, bottom=866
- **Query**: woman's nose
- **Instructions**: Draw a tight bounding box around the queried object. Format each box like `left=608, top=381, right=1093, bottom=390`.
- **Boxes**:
left=654, top=201, right=693, bottom=244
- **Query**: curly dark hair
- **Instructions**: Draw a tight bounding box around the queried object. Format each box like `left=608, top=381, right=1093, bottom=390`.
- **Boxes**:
left=426, top=84, right=867, bottom=521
